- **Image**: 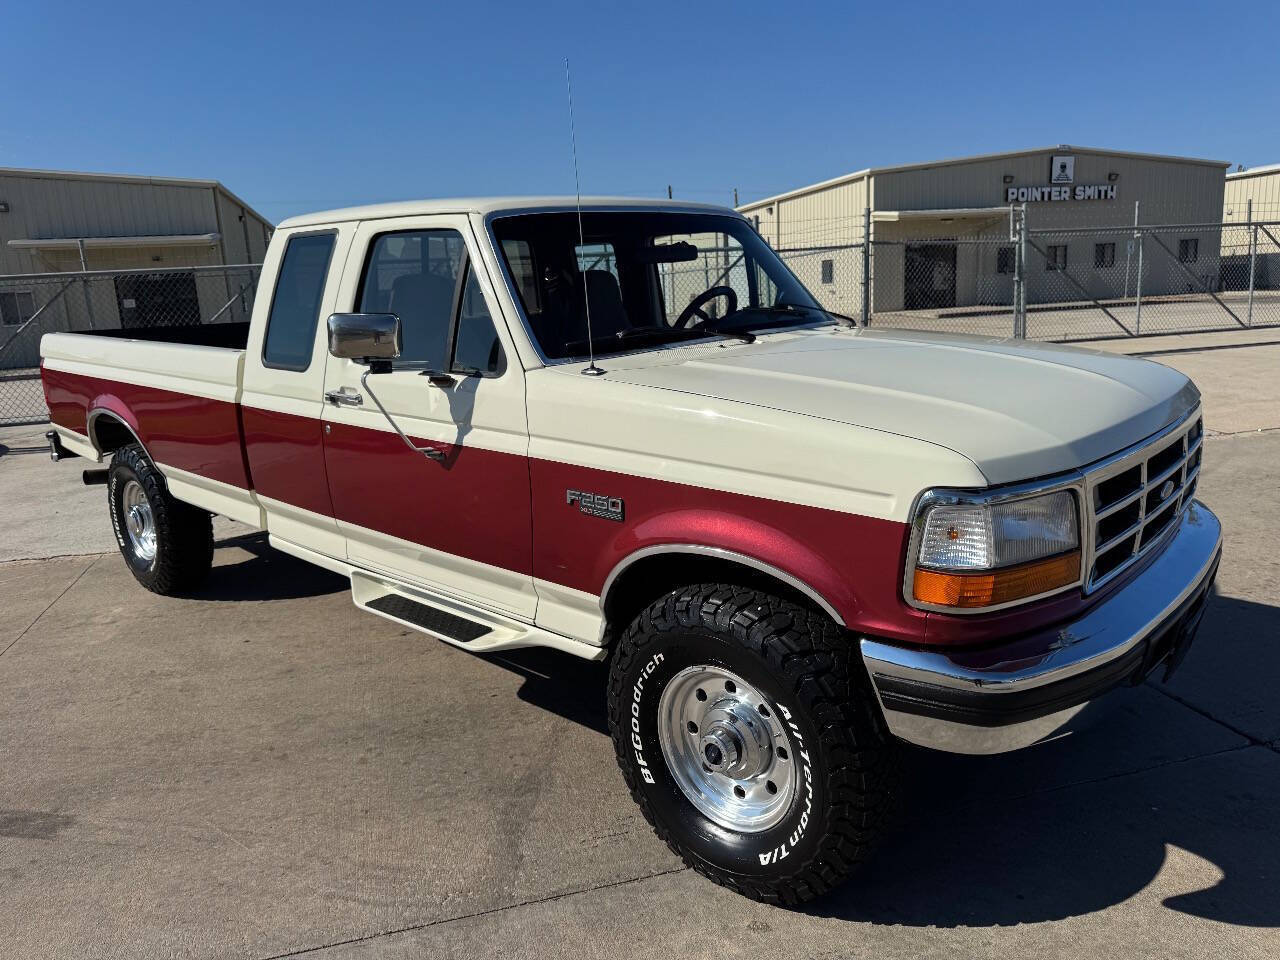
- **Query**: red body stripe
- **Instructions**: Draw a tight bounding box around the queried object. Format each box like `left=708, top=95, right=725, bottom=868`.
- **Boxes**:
left=529, top=457, right=921, bottom=641
left=321, top=420, right=535, bottom=577
left=45, top=367, right=1117, bottom=647
left=241, top=405, right=335, bottom=518
left=43, top=366, right=250, bottom=490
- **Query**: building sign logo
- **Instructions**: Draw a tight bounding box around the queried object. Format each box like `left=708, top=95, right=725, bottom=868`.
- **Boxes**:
left=1006, top=183, right=1116, bottom=203
left=1007, top=155, right=1114, bottom=203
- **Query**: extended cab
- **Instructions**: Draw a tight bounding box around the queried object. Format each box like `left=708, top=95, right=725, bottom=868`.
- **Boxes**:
left=41, top=198, right=1221, bottom=904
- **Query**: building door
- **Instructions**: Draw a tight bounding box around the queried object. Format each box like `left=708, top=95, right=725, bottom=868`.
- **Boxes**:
left=903, top=243, right=957, bottom=310
left=114, top=272, right=200, bottom=329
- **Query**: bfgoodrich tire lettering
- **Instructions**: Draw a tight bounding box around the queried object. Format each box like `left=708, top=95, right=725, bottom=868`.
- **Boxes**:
left=108, top=443, right=213, bottom=595
left=607, top=583, right=897, bottom=905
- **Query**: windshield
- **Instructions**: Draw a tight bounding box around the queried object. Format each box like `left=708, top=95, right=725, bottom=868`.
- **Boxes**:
left=491, top=211, right=827, bottom=360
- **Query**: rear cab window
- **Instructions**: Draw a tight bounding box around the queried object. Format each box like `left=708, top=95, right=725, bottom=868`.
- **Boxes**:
left=262, top=233, right=337, bottom=371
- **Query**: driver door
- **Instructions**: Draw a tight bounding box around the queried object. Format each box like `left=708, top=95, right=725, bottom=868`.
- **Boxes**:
left=320, top=214, right=536, bottom=618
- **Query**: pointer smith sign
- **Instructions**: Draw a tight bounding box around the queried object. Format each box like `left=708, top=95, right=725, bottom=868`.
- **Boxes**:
left=1006, top=155, right=1117, bottom=203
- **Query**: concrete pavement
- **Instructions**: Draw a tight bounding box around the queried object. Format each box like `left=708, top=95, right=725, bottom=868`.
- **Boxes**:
left=2, top=341, right=1278, bottom=959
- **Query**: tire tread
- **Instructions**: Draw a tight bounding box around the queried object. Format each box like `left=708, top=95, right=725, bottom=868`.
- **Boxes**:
left=606, top=582, right=898, bottom=906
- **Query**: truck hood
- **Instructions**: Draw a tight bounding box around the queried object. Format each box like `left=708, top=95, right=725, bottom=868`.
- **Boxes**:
left=595, top=327, right=1200, bottom=485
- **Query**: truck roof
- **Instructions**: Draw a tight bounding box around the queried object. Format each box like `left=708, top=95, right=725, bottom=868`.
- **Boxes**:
left=276, top=196, right=733, bottom=229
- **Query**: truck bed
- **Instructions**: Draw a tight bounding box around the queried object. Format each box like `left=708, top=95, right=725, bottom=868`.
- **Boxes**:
left=73, top=321, right=251, bottom=350
left=40, top=329, right=254, bottom=517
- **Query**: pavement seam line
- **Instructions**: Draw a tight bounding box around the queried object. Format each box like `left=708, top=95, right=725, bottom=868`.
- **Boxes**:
left=0, top=552, right=104, bottom=660
left=254, top=865, right=691, bottom=960
left=1145, top=679, right=1268, bottom=746
left=1, top=550, right=118, bottom=564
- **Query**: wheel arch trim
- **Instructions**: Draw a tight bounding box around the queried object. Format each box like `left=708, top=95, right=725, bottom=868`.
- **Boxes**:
left=599, top=544, right=847, bottom=627
left=86, top=404, right=160, bottom=473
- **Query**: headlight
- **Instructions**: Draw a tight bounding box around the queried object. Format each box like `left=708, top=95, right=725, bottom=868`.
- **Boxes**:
left=908, top=488, right=1082, bottom=611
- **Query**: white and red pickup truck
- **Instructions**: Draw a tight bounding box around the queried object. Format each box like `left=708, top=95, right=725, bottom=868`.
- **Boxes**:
left=41, top=197, right=1221, bottom=904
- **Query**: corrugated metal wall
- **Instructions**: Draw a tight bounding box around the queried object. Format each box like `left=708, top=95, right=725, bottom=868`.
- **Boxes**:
left=1224, top=168, right=1280, bottom=222
left=739, top=149, right=1231, bottom=311
left=0, top=170, right=272, bottom=276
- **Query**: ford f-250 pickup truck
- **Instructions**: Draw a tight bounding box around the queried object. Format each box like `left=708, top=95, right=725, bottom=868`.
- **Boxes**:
left=41, top=197, right=1221, bottom=904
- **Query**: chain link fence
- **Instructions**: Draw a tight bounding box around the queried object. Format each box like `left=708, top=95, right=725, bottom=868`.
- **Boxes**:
left=0, top=264, right=260, bottom=425
left=5, top=212, right=1280, bottom=426
left=762, top=210, right=1280, bottom=342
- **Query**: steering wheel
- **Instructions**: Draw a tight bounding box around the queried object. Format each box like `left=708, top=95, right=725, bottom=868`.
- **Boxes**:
left=675, top=286, right=738, bottom=329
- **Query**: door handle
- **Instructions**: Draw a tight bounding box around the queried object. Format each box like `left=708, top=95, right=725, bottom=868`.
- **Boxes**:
left=324, top=388, right=363, bottom=407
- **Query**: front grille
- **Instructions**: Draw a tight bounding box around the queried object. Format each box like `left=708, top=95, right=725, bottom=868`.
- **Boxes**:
left=1084, top=413, right=1203, bottom=592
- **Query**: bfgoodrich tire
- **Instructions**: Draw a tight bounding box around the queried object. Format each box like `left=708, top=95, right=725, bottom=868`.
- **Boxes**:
left=108, top=443, right=213, bottom=595
left=607, top=583, right=897, bottom=905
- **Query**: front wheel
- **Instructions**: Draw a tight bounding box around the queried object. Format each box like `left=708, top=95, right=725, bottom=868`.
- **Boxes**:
left=108, top=443, right=213, bottom=595
left=607, top=583, right=897, bottom=905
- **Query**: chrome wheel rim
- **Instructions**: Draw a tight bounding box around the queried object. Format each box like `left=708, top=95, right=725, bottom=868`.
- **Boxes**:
left=121, top=480, right=157, bottom=562
left=657, top=665, right=796, bottom=832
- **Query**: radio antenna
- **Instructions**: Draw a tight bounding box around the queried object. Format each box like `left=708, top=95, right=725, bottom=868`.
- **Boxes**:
left=565, top=58, right=603, bottom=376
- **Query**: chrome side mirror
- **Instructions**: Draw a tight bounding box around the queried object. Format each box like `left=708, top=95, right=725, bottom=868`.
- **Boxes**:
left=327, top=313, right=402, bottom=363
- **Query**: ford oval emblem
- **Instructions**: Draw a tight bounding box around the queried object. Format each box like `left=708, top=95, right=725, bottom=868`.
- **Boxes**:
left=1159, top=479, right=1176, bottom=501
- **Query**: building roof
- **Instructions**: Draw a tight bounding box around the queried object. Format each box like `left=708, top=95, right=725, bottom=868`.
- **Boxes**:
left=1226, top=163, right=1280, bottom=181
left=0, top=165, right=272, bottom=228
left=277, top=196, right=733, bottom=229
left=738, top=145, right=1231, bottom=211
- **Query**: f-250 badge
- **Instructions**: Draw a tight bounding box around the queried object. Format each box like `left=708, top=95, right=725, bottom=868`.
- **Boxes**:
left=566, top=489, right=624, bottom=522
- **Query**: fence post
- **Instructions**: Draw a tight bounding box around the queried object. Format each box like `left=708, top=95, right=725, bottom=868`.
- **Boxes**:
left=1246, top=199, right=1256, bottom=328
left=860, top=206, right=870, bottom=326
left=1134, top=227, right=1144, bottom=336
left=1012, top=204, right=1027, bottom=338
left=79, top=276, right=98, bottom=331
left=76, top=240, right=97, bottom=330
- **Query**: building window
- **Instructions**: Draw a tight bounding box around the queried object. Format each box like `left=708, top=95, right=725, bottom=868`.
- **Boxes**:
left=996, top=246, right=1015, bottom=274
left=1045, top=245, right=1068, bottom=271
left=1094, top=242, right=1116, bottom=268
left=821, top=259, right=834, bottom=284
left=0, top=290, right=35, bottom=325
left=1179, top=238, right=1199, bottom=263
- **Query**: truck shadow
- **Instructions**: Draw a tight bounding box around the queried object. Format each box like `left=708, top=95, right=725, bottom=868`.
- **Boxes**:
left=808, top=592, right=1280, bottom=929
left=194, top=532, right=349, bottom=601
left=484, top=594, right=1280, bottom=930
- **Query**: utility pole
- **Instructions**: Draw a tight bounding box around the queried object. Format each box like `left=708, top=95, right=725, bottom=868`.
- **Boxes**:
left=733, top=187, right=739, bottom=207
left=667, top=184, right=672, bottom=199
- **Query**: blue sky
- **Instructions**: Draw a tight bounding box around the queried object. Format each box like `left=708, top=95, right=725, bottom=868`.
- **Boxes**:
left=2, top=0, right=1275, bottom=224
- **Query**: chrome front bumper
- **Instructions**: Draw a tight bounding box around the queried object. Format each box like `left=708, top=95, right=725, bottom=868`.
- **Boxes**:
left=861, top=502, right=1222, bottom=755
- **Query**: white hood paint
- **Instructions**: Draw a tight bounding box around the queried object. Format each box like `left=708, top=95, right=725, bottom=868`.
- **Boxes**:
left=593, top=327, right=1200, bottom=485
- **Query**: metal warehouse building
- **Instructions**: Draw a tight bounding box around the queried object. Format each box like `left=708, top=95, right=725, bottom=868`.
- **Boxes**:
left=1224, top=163, right=1280, bottom=221
left=738, top=145, right=1229, bottom=316
left=0, top=167, right=272, bottom=373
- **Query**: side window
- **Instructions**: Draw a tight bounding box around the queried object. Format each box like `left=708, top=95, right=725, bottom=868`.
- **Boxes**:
left=358, top=230, right=464, bottom=366
left=452, top=266, right=506, bottom=376
left=263, top=233, right=336, bottom=371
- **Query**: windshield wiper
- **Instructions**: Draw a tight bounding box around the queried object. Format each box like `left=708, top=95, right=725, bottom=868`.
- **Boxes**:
left=732, top=302, right=857, bottom=329
left=565, top=326, right=753, bottom=355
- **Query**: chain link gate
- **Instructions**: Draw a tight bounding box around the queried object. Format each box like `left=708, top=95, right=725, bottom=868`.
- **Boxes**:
left=764, top=206, right=1280, bottom=343
left=0, top=264, right=261, bottom=425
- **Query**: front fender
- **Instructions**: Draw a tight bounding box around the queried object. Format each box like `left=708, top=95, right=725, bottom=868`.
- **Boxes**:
left=600, top=508, right=854, bottom=625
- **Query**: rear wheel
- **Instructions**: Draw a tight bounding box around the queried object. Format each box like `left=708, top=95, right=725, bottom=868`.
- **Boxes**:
left=108, top=443, right=213, bottom=595
left=607, top=582, right=897, bottom=905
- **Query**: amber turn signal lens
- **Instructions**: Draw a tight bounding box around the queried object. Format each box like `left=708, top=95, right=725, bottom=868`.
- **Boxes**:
left=913, top=551, right=1081, bottom=609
